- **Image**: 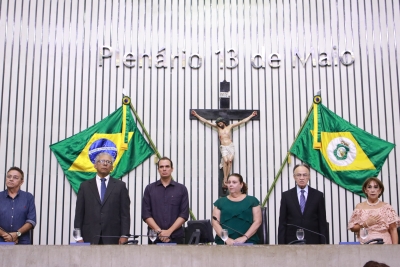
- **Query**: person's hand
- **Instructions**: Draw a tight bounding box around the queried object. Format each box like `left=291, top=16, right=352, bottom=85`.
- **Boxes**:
left=252, top=111, right=257, bottom=117
left=2, top=232, right=13, bottom=242
left=191, top=110, right=198, bottom=116
left=158, top=229, right=172, bottom=242
left=365, top=214, right=381, bottom=227
left=233, top=236, right=248, bottom=244
left=10, top=232, right=18, bottom=244
left=3, top=232, right=17, bottom=242
left=225, top=238, right=235, bottom=246
left=119, top=237, right=128, bottom=245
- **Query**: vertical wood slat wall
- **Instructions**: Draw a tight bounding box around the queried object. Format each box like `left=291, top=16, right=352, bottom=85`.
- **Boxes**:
left=0, top=0, right=399, bottom=245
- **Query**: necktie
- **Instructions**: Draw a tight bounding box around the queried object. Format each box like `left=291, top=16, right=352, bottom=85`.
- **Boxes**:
left=300, top=189, right=306, bottom=214
left=100, top=178, right=106, bottom=203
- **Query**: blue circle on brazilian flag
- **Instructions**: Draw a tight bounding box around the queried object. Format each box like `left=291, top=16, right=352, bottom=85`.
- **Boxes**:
left=88, top=139, right=117, bottom=163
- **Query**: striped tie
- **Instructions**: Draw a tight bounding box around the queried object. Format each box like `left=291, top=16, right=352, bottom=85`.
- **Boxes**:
left=300, top=189, right=306, bottom=214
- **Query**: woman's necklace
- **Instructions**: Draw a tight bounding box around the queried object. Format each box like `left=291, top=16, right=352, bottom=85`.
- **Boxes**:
left=366, top=199, right=380, bottom=206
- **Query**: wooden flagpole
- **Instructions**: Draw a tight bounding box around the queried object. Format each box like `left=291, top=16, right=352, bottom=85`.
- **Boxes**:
left=123, top=96, right=196, bottom=220
left=261, top=104, right=314, bottom=207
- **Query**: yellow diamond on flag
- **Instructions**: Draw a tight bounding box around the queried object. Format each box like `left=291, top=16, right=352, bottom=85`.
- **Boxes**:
left=68, top=132, right=133, bottom=172
left=320, top=132, right=375, bottom=171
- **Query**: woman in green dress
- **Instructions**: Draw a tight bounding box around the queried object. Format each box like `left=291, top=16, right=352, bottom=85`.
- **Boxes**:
left=212, top=173, right=262, bottom=245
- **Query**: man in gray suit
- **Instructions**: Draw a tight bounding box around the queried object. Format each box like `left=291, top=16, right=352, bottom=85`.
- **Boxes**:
left=278, top=163, right=327, bottom=244
left=74, top=152, right=130, bottom=244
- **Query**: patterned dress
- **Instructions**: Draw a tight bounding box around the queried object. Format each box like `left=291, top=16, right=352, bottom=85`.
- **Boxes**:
left=348, top=203, right=399, bottom=244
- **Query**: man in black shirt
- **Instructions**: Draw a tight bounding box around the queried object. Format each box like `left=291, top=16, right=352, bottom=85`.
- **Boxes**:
left=142, top=157, right=189, bottom=244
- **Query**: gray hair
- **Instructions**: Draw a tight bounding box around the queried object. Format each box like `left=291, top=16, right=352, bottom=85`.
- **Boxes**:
left=94, top=152, right=115, bottom=163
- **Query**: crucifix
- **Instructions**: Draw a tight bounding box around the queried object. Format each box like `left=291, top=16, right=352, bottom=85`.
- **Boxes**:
left=190, top=80, right=260, bottom=197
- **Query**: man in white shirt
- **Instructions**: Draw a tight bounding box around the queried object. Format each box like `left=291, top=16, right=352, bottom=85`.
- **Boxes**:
left=278, top=163, right=327, bottom=244
left=74, top=152, right=130, bottom=244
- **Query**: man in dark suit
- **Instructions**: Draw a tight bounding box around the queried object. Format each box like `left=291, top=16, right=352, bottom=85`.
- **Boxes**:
left=278, top=163, right=327, bottom=244
left=74, top=152, right=130, bottom=244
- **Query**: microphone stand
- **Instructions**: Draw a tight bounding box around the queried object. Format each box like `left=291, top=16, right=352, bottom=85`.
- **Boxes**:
left=91, top=235, right=143, bottom=245
left=123, top=234, right=171, bottom=245
left=286, top=223, right=327, bottom=244
left=212, top=216, right=245, bottom=236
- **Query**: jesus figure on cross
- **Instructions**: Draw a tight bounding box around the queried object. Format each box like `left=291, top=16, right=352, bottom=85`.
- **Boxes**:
left=191, top=110, right=257, bottom=188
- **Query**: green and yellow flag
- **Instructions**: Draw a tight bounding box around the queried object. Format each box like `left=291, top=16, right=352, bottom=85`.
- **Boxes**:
left=50, top=100, right=154, bottom=193
left=290, top=98, right=395, bottom=196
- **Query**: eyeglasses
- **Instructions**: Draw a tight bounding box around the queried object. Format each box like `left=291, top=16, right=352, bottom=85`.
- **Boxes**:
left=97, top=159, right=113, bottom=165
left=294, top=173, right=309, bottom=178
left=6, top=175, right=21, bottom=180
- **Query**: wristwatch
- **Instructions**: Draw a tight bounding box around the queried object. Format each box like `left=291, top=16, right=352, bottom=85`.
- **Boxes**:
left=16, top=231, right=21, bottom=237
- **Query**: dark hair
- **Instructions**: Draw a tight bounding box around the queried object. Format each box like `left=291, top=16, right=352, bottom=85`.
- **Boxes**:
left=157, top=157, right=173, bottom=169
left=362, top=177, right=384, bottom=197
left=293, top=163, right=310, bottom=173
left=7, top=167, right=24, bottom=180
left=228, top=173, right=248, bottom=194
left=363, top=261, right=390, bottom=267
left=215, top=117, right=229, bottom=126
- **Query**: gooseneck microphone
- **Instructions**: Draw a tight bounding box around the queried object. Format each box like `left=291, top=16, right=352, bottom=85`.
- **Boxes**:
left=125, top=234, right=170, bottom=239
left=125, top=234, right=146, bottom=238
left=123, top=234, right=154, bottom=245
left=212, top=216, right=245, bottom=236
left=285, top=223, right=327, bottom=244
left=92, top=234, right=171, bottom=244
left=123, top=234, right=171, bottom=244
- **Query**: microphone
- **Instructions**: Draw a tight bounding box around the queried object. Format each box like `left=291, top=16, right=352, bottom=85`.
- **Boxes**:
left=92, top=234, right=171, bottom=244
left=212, top=216, right=245, bottom=236
left=285, top=223, right=327, bottom=244
left=121, top=234, right=142, bottom=244
left=125, top=234, right=142, bottom=238
left=123, top=233, right=171, bottom=245
left=126, top=233, right=170, bottom=238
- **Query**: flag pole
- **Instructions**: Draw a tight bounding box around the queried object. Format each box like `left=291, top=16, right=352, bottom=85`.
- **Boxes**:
left=261, top=104, right=314, bottom=207
left=125, top=97, right=161, bottom=159
left=124, top=97, right=197, bottom=220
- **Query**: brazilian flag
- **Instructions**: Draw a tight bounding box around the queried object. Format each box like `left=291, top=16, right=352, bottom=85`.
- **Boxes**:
left=290, top=98, right=395, bottom=196
left=50, top=99, right=154, bottom=193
